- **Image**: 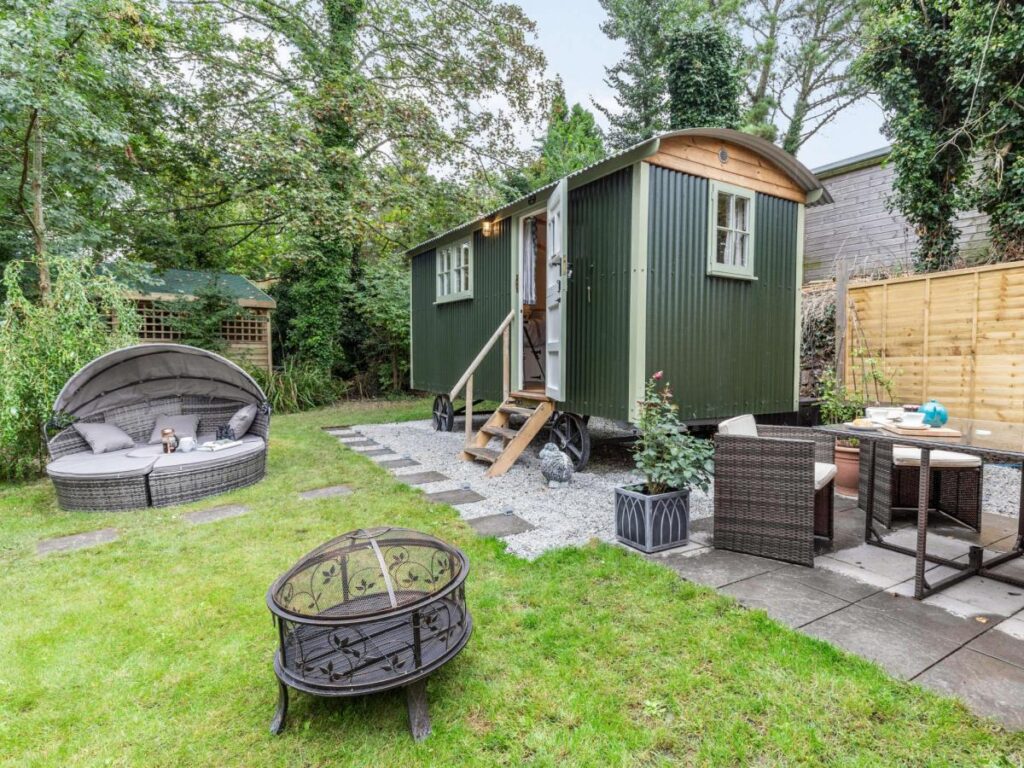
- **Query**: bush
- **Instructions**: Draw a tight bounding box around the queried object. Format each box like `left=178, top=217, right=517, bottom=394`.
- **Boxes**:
left=633, top=372, right=714, bottom=495
left=0, top=258, right=139, bottom=480
left=248, top=359, right=350, bottom=414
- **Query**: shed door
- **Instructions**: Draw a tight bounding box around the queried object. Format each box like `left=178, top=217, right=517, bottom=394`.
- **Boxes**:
left=545, top=178, right=568, bottom=401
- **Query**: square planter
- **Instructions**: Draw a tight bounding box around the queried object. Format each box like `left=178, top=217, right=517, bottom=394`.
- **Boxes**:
left=614, top=484, right=690, bottom=553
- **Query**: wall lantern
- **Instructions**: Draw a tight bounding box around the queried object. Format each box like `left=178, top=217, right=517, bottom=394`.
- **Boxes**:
left=481, top=219, right=494, bottom=237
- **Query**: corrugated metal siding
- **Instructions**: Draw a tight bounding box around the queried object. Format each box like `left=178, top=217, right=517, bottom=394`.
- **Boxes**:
left=410, top=219, right=511, bottom=399
left=646, top=166, right=797, bottom=420
left=563, top=167, right=633, bottom=420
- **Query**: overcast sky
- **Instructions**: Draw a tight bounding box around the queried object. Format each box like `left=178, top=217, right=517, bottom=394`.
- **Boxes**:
left=515, top=0, right=888, bottom=170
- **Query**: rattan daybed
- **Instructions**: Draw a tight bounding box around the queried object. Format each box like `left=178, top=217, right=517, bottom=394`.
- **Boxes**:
left=46, top=344, right=270, bottom=511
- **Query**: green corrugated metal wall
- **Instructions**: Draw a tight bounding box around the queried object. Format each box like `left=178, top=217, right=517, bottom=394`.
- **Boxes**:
left=563, top=167, right=633, bottom=421
left=410, top=218, right=511, bottom=400
left=646, top=165, right=797, bottom=420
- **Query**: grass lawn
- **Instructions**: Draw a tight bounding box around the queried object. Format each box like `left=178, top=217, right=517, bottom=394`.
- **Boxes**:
left=2, top=398, right=1023, bottom=767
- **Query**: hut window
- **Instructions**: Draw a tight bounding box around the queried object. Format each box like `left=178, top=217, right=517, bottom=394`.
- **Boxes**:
left=436, top=236, right=473, bottom=303
left=707, top=181, right=756, bottom=280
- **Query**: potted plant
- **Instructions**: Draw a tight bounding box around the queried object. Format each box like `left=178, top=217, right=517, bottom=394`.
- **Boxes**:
left=818, top=367, right=865, bottom=497
left=615, top=372, right=714, bottom=553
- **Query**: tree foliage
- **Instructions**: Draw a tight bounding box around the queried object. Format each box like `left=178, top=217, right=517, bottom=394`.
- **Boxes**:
left=0, top=257, right=139, bottom=480
left=597, top=0, right=867, bottom=153
left=666, top=24, right=742, bottom=131
left=857, top=0, right=1024, bottom=270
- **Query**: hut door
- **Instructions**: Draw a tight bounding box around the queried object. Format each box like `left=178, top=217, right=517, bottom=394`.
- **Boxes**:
left=545, top=178, right=568, bottom=401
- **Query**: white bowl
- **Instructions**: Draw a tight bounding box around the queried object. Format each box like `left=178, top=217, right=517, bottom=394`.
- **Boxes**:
left=865, top=407, right=889, bottom=423
left=901, top=412, right=926, bottom=427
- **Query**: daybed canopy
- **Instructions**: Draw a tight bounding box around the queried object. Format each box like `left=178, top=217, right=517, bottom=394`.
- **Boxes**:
left=54, top=343, right=267, bottom=420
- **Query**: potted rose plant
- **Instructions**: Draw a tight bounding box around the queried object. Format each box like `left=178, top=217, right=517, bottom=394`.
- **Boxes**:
left=615, top=372, right=714, bottom=553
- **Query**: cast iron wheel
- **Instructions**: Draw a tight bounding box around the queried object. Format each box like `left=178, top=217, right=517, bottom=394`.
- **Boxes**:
left=550, top=411, right=591, bottom=471
left=431, top=395, right=455, bottom=432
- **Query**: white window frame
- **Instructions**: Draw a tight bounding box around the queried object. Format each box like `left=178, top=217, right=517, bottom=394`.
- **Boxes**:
left=436, top=235, right=473, bottom=303
left=707, top=180, right=757, bottom=280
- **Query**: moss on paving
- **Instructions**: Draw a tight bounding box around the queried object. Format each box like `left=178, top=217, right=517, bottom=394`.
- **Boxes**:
left=0, top=398, right=1022, bottom=766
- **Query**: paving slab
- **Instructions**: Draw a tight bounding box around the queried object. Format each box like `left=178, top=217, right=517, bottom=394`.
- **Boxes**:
left=326, top=430, right=358, bottom=438
left=802, top=603, right=964, bottom=679
left=659, top=548, right=787, bottom=589
left=424, top=488, right=486, bottom=506
left=773, top=564, right=880, bottom=603
left=380, top=458, right=420, bottom=470
left=37, top=528, right=118, bottom=556
left=468, top=513, right=536, bottom=538
left=394, top=471, right=449, bottom=486
left=916, top=647, right=1024, bottom=730
left=720, top=571, right=850, bottom=628
left=820, top=542, right=945, bottom=587
left=346, top=439, right=380, bottom=449
left=299, top=485, right=353, bottom=500
left=968, top=625, right=1024, bottom=668
left=889, top=573, right=1024, bottom=618
left=994, top=615, right=1024, bottom=642
left=184, top=505, right=249, bottom=525
left=858, top=590, right=995, bottom=646
left=360, top=448, right=396, bottom=457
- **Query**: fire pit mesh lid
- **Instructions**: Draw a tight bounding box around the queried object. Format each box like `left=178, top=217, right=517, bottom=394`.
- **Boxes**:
left=270, top=527, right=465, bottom=620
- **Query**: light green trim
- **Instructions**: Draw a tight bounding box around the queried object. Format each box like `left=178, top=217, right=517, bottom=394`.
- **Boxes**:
left=409, top=257, right=415, bottom=389
left=628, top=162, right=650, bottom=423
left=794, top=203, right=805, bottom=411
left=509, top=215, right=521, bottom=391
left=706, top=180, right=757, bottom=280
left=434, top=235, right=474, bottom=304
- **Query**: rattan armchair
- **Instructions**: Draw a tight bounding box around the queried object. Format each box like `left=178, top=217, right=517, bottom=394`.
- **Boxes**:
left=714, top=417, right=836, bottom=567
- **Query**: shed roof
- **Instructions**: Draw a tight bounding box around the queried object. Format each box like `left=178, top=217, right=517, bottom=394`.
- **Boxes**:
left=407, top=128, right=832, bottom=256
left=112, top=264, right=276, bottom=309
left=812, top=145, right=891, bottom=180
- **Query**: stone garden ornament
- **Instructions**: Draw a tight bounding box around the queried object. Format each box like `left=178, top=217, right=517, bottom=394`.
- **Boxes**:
left=540, top=442, right=574, bottom=487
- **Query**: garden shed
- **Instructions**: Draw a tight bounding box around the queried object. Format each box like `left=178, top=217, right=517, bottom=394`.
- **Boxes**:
left=114, top=265, right=276, bottom=372
left=407, top=128, right=831, bottom=475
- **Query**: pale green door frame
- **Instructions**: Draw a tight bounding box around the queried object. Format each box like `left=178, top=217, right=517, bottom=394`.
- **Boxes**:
left=627, top=161, right=651, bottom=423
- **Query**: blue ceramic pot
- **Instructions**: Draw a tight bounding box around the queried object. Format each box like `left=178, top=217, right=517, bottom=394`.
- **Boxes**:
left=920, top=399, right=948, bottom=427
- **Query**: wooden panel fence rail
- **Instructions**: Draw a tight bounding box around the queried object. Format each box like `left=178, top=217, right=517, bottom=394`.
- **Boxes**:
left=845, top=262, right=1024, bottom=423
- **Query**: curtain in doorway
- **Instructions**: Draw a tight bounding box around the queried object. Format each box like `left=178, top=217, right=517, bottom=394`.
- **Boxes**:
left=522, top=217, right=537, bottom=305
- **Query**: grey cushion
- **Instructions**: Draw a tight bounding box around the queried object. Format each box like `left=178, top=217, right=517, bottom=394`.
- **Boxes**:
left=150, top=436, right=265, bottom=473
left=73, top=422, right=135, bottom=455
left=148, top=414, right=200, bottom=444
left=227, top=404, right=258, bottom=439
left=47, top=450, right=158, bottom=479
left=718, top=414, right=758, bottom=437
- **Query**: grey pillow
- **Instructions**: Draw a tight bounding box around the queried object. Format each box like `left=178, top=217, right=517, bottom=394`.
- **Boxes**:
left=226, top=404, right=257, bottom=439
left=148, top=414, right=200, bottom=445
left=74, top=422, right=135, bottom=455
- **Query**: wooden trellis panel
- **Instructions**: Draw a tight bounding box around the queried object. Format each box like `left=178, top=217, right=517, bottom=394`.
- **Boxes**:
left=845, top=262, right=1024, bottom=423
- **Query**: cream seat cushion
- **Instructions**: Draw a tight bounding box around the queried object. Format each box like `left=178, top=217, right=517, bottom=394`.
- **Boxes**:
left=892, top=445, right=981, bottom=468
left=718, top=414, right=758, bottom=437
left=815, top=462, right=837, bottom=490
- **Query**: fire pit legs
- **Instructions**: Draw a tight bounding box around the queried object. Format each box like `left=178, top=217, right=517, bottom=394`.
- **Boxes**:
left=270, top=679, right=289, bottom=735
left=405, top=680, right=431, bottom=741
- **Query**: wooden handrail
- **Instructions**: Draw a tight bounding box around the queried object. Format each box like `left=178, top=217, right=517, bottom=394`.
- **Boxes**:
left=450, top=310, right=515, bottom=401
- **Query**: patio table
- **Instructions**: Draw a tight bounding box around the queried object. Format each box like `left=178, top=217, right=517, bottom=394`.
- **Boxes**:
left=817, top=419, right=1024, bottom=600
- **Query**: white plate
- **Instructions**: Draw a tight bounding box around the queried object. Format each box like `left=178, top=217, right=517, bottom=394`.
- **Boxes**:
left=897, top=422, right=931, bottom=430
left=845, top=422, right=880, bottom=431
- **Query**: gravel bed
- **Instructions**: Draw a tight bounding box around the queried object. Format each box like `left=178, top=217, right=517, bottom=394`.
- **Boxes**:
left=348, top=417, right=713, bottom=560
left=983, top=463, right=1023, bottom=518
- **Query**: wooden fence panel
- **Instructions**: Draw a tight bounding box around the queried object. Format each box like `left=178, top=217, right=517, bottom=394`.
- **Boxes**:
left=846, top=262, right=1024, bottom=423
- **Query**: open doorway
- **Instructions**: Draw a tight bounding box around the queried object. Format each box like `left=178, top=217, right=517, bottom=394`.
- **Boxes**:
left=520, top=212, right=547, bottom=390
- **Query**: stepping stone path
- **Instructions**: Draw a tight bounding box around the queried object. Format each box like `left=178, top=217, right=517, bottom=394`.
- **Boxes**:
left=37, top=528, right=118, bottom=556
left=346, top=439, right=379, bottom=448
left=379, top=458, right=420, bottom=470
left=395, top=471, right=449, bottom=486
left=300, top=485, right=353, bottom=500
left=424, top=488, right=486, bottom=506
left=468, top=512, right=535, bottom=538
left=361, top=448, right=396, bottom=458
left=184, top=504, right=249, bottom=525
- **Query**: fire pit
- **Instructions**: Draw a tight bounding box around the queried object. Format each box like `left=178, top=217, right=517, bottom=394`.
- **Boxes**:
left=266, top=527, right=471, bottom=740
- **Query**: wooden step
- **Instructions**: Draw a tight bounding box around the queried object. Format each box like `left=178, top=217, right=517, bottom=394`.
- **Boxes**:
left=499, top=405, right=536, bottom=418
left=463, top=446, right=500, bottom=464
left=481, top=425, right=518, bottom=441
left=510, top=390, right=550, bottom=402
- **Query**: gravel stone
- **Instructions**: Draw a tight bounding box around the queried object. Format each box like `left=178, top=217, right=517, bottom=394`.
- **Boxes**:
left=983, top=464, right=1022, bottom=518
left=356, top=418, right=713, bottom=560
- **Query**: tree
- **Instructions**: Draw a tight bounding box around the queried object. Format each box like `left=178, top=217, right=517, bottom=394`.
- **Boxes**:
left=597, top=0, right=867, bottom=154
left=530, top=83, right=607, bottom=187
left=856, top=0, right=1019, bottom=271
left=666, top=24, right=742, bottom=130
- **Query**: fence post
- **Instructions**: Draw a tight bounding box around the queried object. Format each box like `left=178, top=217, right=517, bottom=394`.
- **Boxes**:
left=835, top=263, right=849, bottom=385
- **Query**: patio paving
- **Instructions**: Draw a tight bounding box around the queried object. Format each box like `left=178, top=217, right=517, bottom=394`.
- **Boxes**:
left=394, top=471, right=450, bottom=485
left=424, top=488, right=486, bottom=506
left=37, top=528, right=119, bottom=555
left=657, top=500, right=1024, bottom=729
left=299, top=485, right=353, bottom=500
left=184, top=504, right=249, bottom=525
left=468, top=512, right=536, bottom=538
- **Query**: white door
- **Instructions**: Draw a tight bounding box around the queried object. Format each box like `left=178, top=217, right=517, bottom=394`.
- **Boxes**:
left=545, top=178, right=568, bottom=401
